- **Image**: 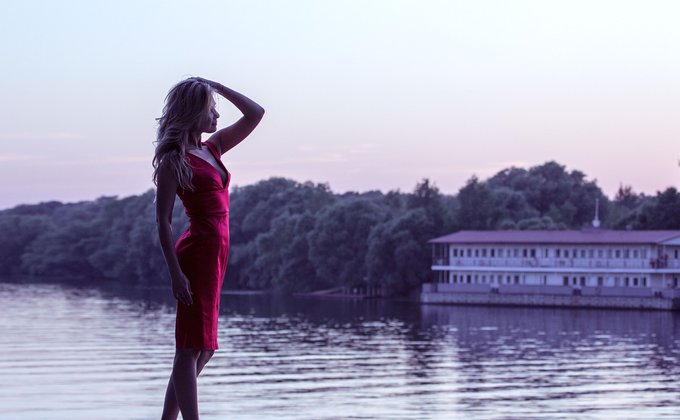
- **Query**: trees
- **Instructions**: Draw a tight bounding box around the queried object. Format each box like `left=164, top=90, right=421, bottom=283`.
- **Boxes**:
left=308, top=198, right=389, bottom=289
left=456, top=161, right=609, bottom=230
left=456, top=176, right=499, bottom=229
left=366, top=209, right=435, bottom=296
left=226, top=178, right=335, bottom=290
left=1, top=161, right=677, bottom=296
left=635, top=188, right=680, bottom=229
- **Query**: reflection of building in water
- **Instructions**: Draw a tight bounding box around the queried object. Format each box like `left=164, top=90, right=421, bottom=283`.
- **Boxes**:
left=425, top=229, right=680, bottom=310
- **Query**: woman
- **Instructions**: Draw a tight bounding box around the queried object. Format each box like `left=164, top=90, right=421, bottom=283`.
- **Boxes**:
left=153, top=76, right=264, bottom=420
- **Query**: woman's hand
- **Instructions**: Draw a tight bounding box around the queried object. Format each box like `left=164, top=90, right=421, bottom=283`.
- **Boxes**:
left=189, top=76, right=265, bottom=155
left=191, top=76, right=216, bottom=88
left=171, top=273, right=194, bottom=305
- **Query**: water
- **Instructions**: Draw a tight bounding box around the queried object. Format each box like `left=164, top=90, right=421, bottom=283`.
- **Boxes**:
left=1, top=281, right=680, bottom=419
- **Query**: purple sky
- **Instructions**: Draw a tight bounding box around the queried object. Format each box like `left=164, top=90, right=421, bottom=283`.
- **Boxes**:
left=1, top=0, right=679, bottom=209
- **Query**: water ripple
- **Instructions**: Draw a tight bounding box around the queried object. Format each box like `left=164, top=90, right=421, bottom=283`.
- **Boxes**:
left=2, top=282, right=680, bottom=419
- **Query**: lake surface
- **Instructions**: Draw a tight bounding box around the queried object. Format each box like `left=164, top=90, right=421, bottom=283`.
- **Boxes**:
left=1, top=281, right=680, bottom=419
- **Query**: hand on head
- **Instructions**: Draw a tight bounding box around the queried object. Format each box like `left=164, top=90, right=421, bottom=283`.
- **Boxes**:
left=189, top=76, right=214, bottom=88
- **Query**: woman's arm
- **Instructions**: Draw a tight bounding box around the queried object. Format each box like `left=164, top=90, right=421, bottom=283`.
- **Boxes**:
left=156, top=163, right=193, bottom=305
left=195, top=77, right=265, bottom=155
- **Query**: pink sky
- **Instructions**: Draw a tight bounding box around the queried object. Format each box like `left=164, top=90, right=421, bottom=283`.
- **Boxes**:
left=1, top=1, right=679, bottom=209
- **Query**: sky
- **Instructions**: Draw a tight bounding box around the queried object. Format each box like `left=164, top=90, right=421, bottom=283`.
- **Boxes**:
left=1, top=0, right=679, bottom=209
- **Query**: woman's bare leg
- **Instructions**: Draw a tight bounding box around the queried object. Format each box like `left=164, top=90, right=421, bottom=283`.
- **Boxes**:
left=196, top=350, right=215, bottom=375
left=161, top=348, right=199, bottom=420
left=161, top=350, right=215, bottom=420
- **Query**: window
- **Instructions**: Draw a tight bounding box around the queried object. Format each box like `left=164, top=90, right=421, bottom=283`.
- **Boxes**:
left=598, top=249, right=604, bottom=258
left=675, top=250, right=679, bottom=259
left=624, top=249, right=629, bottom=258
left=581, top=250, right=586, bottom=258
left=625, top=277, right=630, bottom=287
left=531, top=249, right=536, bottom=258
left=482, top=275, right=486, bottom=283
left=523, top=249, right=528, bottom=257
left=563, top=276, right=569, bottom=286
left=556, top=249, right=561, bottom=257
left=580, top=277, right=586, bottom=286
left=589, top=249, right=594, bottom=258
left=481, top=249, right=487, bottom=257
left=514, top=249, right=519, bottom=257
left=642, top=277, right=647, bottom=287
left=491, top=249, right=495, bottom=257
left=597, top=277, right=604, bottom=286
left=467, top=249, right=472, bottom=257
left=498, top=249, right=504, bottom=257
left=452, top=249, right=458, bottom=257
left=467, top=275, right=471, bottom=284
left=607, top=249, right=612, bottom=258
left=642, top=250, right=647, bottom=258
left=475, top=249, right=479, bottom=257
left=615, top=250, right=621, bottom=258
left=514, top=275, right=520, bottom=284
left=572, top=249, right=578, bottom=258
left=633, top=277, right=639, bottom=287
left=633, top=250, right=639, bottom=258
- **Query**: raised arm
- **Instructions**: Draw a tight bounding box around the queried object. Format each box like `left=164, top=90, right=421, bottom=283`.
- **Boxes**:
left=194, top=77, right=265, bottom=155
left=156, top=164, right=193, bottom=306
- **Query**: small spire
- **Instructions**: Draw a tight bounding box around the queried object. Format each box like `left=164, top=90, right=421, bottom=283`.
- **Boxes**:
left=592, top=198, right=601, bottom=228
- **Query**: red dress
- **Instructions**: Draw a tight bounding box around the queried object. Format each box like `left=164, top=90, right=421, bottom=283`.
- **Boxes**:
left=174, top=141, right=230, bottom=350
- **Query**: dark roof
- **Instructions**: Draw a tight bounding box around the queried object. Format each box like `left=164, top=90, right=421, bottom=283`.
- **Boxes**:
left=428, top=230, right=680, bottom=245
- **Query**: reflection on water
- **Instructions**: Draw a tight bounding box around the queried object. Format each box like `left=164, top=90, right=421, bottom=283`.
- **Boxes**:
left=1, top=281, right=680, bottom=419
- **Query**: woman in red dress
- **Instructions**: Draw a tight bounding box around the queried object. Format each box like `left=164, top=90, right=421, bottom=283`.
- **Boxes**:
left=153, top=76, right=264, bottom=420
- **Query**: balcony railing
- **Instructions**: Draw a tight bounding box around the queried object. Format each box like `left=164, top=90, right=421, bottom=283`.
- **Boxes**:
left=432, top=257, right=680, bottom=270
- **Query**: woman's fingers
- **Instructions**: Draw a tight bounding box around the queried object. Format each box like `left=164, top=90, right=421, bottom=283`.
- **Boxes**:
left=173, top=287, right=193, bottom=305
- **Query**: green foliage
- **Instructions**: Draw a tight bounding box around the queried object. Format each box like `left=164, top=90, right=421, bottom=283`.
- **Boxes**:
left=633, top=187, right=680, bottom=229
left=0, top=161, right=677, bottom=296
left=464, top=161, right=610, bottom=229
left=308, top=198, right=389, bottom=289
left=366, top=209, right=435, bottom=296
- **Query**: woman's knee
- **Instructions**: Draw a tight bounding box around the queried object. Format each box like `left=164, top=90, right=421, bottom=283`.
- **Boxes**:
left=174, top=348, right=201, bottom=365
left=198, top=350, right=215, bottom=364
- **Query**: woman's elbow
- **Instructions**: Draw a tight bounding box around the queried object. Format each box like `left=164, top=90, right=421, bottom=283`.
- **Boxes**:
left=252, top=105, right=265, bottom=119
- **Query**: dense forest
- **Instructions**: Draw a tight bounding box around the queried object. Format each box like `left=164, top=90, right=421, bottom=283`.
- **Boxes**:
left=1, top=161, right=679, bottom=296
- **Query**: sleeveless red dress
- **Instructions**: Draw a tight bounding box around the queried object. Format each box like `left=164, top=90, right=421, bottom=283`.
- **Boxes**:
left=174, top=141, right=230, bottom=350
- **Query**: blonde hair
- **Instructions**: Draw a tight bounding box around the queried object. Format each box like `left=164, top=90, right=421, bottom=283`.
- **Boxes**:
left=152, top=78, right=214, bottom=191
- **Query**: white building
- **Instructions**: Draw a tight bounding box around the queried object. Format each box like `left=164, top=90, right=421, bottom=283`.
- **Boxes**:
left=424, top=229, right=680, bottom=309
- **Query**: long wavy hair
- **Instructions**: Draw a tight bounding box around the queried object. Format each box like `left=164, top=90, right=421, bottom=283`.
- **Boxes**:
left=152, top=78, right=214, bottom=192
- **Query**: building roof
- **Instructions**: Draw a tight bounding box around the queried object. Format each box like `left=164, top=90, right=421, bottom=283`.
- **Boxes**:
left=428, top=229, right=680, bottom=245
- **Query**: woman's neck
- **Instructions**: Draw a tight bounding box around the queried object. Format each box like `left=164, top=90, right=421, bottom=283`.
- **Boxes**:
left=187, top=133, right=202, bottom=150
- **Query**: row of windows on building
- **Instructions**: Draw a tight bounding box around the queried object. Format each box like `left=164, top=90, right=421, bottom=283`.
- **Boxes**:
left=438, top=272, right=651, bottom=287
left=448, top=247, right=680, bottom=260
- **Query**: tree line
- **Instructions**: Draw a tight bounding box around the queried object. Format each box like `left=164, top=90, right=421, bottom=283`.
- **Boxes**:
left=1, top=161, right=678, bottom=296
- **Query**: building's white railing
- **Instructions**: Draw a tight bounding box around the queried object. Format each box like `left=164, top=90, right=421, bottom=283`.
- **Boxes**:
left=441, top=258, right=680, bottom=270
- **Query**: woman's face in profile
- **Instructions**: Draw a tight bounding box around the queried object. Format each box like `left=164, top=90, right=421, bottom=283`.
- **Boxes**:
left=198, top=97, right=219, bottom=133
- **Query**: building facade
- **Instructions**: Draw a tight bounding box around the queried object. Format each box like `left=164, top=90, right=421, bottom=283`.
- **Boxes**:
left=423, top=229, right=680, bottom=310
